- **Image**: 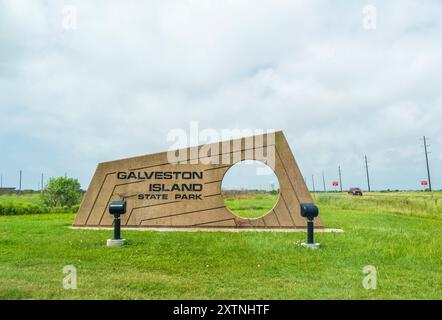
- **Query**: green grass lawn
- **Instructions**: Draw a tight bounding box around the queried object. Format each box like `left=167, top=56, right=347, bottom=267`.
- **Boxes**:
left=223, top=193, right=279, bottom=218
left=0, top=192, right=441, bottom=299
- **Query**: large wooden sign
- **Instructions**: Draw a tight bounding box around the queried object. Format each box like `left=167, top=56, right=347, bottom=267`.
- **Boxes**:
left=73, top=131, right=323, bottom=229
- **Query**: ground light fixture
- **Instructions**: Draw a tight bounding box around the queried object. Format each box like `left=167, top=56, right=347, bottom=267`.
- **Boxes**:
left=300, top=203, right=320, bottom=249
left=107, top=200, right=127, bottom=247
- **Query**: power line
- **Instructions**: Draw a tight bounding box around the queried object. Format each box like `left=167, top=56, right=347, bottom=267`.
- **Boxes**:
left=423, top=136, right=432, bottom=192
left=365, top=155, right=371, bottom=192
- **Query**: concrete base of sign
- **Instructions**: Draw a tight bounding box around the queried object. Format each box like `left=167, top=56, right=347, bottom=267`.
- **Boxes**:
left=72, top=226, right=344, bottom=233
left=106, top=239, right=126, bottom=247
left=301, top=242, right=321, bottom=249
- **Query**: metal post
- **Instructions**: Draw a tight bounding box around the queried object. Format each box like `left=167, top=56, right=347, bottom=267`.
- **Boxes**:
left=365, top=155, right=371, bottom=192
left=114, top=215, right=121, bottom=240
left=19, top=170, right=22, bottom=191
left=423, top=136, right=432, bottom=192
left=322, top=172, right=326, bottom=192
left=338, top=166, right=343, bottom=192
left=307, top=218, right=314, bottom=244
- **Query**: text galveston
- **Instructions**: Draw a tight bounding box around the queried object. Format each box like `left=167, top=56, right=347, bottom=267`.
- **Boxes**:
left=117, top=171, right=203, bottom=180
left=117, top=171, right=204, bottom=201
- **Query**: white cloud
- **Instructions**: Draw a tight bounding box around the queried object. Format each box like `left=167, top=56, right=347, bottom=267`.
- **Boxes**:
left=1, top=0, right=441, bottom=190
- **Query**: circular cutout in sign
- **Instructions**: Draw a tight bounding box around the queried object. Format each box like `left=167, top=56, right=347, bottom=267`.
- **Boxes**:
left=221, top=160, right=280, bottom=219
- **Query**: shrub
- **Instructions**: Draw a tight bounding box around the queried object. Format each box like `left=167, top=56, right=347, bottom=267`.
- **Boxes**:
left=0, top=201, right=45, bottom=216
left=41, top=177, right=82, bottom=208
left=0, top=201, right=80, bottom=216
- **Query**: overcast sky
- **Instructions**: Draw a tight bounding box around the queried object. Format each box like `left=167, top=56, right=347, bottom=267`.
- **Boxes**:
left=1, top=0, right=442, bottom=191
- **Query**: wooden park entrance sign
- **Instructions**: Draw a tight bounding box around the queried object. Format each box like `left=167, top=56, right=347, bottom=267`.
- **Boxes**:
left=73, top=131, right=323, bottom=229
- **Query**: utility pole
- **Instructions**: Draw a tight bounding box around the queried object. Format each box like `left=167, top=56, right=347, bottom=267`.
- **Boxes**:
left=41, top=173, right=44, bottom=191
left=19, top=170, right=22, bottom=191
left=322, top=171, right=326, bottom=192
left=0, top=174, right=2, bottom=188
left=365, top=155, right=371, bottom=192
left=338, top=166, right=343, bottom=192
left=311, top=175, right=316, bottom=193
left=423, top=136, right=432, bottom=191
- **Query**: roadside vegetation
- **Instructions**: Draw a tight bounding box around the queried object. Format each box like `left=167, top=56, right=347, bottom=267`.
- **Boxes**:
left=0, top=177, right=82, bottom=216
left=314, top=191, right=442, bottom=220
left=223, top=190, right=442, bottom=220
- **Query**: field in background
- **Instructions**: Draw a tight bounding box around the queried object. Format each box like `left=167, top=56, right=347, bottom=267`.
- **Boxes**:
left=223, top=191, right=442, bottom=220
left=0, top=192, right=45, bottom=205
left=0, top=192, right=79, bottom=215
left=223, top=191, right=279, bottom=218
left=314, top=191, right=442, bottom=220
left=0, top=191, right=441, bottom=299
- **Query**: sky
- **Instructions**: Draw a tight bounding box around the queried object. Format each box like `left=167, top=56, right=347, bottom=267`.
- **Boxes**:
left=1, top=0, right=442, bottom=191
left=221, top=160, right=280, bottom=191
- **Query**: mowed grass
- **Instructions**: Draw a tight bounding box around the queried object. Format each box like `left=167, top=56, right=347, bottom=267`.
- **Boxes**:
left=223, top=193, right=279, bottom=218
left=0, top=192, right=441, bottom=299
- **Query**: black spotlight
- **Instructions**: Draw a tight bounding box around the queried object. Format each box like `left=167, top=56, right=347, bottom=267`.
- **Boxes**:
left=107, top=200, right=127, bottom=247
left=300, top=203, right=320, bottom=249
